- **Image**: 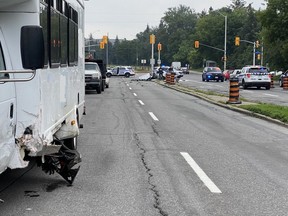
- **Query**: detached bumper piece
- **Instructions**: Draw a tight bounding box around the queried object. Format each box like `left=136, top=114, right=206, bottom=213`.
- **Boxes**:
left=39, top=146, right=81, bottom=184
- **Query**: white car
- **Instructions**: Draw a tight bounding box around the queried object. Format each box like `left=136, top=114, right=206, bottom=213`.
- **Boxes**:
left=237, top=65, right=271, bottom=90
left=106, top=66, right=135, bottom=78
left=163, top=68, right=184, bottom=78
left=230, top=69, right=242, bottom=78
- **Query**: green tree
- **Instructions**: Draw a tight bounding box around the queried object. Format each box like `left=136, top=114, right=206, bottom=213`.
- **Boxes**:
left=260, top=0, right=288, bottom=69
left=158, top=5, right=198, bottom=65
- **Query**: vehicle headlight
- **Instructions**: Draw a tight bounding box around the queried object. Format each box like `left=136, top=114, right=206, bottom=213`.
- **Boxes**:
left=92, top=73, right=100, bottom=79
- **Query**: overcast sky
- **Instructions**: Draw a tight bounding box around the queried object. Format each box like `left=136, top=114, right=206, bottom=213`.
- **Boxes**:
left=84, top=0, right=266, bottom=40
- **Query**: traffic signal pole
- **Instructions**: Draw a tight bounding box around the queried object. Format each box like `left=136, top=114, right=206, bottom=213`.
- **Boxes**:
left=150, top=34, right=155, bottom=75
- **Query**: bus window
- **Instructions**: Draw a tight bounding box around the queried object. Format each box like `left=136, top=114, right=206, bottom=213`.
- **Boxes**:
left=0, top=43, right=8, bottom=79
left=50, top=6, right=60, bottom=67
left=0, top=44, right=5, bottom=70
left=40, top=2, right=48, bottom=67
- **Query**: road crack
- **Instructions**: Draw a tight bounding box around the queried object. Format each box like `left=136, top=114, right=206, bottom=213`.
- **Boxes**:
left=133, top=133, right=168, bottom=216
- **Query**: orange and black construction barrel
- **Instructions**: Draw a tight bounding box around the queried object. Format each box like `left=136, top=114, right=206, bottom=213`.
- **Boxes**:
left=283, top=76, right=288, bottom=90
left=226, top=78, right=241, bottom=104
left=166, top=73, right=171, bottom=84
left=170, top=73, right=175, bottom=85
left=270, top=73, right=274, bottom=88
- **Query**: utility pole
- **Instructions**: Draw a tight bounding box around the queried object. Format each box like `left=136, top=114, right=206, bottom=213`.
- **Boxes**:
left=217, top=11, right=227, bottom=71
left=224, top=15, right=227, bottom=70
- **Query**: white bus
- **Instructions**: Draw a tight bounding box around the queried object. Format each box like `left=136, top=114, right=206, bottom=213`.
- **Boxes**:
left=0, top=0, right=85, bottom=183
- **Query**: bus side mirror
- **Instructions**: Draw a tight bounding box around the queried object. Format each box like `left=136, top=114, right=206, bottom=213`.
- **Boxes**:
left=21, top=26, right=44, bottom=70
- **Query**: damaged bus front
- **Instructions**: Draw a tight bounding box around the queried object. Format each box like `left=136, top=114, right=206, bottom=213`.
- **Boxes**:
left=0, top=0, right=85, bottom=184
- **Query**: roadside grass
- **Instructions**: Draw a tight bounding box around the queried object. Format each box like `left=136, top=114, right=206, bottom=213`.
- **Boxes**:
left=193, top=87, right=288, bottom=124
left=239, top=103, right=288, bottom=123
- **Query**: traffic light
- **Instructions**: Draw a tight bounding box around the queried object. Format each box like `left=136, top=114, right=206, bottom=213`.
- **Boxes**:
left=100, top=41, right=105, bottom=49
left=235, top=36, right=240, bottom=46
left=157, top=43, right=162, bottom=51
left=150, top=34, right=155, bottom=44
left=257, top=54, right=261, bottom=60
left=102, top=35, right=108, bottom=44
left=256, top=40, right=260, bottom=48
left=194, top=40, right=199, bottom=48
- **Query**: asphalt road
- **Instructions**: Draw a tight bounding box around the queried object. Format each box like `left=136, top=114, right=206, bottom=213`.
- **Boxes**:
left=1, top=76, right=288, bottom=215
left=180, top=72, right=288, bottom=106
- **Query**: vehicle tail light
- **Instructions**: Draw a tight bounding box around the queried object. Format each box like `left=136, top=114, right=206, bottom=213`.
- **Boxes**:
left=268, top=74, right=271, bottom=78
left=246, top=73, right=251, bottom=78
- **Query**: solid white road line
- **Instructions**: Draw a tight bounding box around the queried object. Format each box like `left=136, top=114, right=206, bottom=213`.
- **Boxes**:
left=180, top=152, right=222, bottom=194
left=149, top=112, right=159, bottom=121
left=263, top=93, right=279, bottom=97
left=133, top=93, right=137, bottom=96
left=138, top=100, right=145, bottom=105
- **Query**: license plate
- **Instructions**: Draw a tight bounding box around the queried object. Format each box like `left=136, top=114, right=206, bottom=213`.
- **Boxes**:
left=215, top=76, right=218, bottom=79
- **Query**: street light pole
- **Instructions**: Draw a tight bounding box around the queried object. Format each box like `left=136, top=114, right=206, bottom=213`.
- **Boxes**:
left=217, top=11, right=227, bottom=71
left=253, top=42, right=256, bottom=66
left=224, top=15, right=227, bottom=71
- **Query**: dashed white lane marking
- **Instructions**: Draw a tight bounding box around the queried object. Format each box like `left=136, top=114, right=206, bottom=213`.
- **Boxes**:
left=129, top=87, right=132, bottom=90
left=133, top=93, right=137, bottom=96
left=180, top=152, right=222, bottom=194
left=149, top=112, right=159, bottom=121
left=138, top=100, right=145, bottom=105
left=263, top=93, right=279, bottom=97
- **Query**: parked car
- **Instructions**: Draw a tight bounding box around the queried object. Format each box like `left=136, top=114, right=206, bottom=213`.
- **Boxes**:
left=270, top=70, right=283, bottom=76
left=152, top=67, right=160, bottom=79
left=230, top=69, right=242, bottom=78
left=181, top=67, right=189, bottom=74
left=279, top=70, right=288, bottom=87
left=85, top=62, right=103, bottom=93
left=106, top=66, right=135, bottom=78
left=202, top=67, right=224, bottom=82
left=223, top=70, right=234, bottom=81
left=163, top=67, right=184, bottom=79
left=237, top=65, right=271, bottom=90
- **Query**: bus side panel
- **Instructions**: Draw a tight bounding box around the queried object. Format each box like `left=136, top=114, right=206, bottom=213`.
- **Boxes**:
left=0, top=27, right=29, bottom=173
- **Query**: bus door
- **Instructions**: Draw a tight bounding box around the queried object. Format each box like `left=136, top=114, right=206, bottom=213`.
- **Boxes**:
left=0, top=32, right=16, bottom=144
